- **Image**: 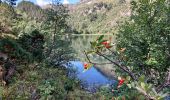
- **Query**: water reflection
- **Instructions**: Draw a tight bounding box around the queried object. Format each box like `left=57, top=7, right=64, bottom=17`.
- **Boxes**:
left=71, top=35, right=115, bottom=60
left=70, top=35, right=116, bottom=92
left=71, top=61, right=116, bottom=92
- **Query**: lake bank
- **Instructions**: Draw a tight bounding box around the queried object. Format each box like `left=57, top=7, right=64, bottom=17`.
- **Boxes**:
left=94, top=64, right=116, bottom=79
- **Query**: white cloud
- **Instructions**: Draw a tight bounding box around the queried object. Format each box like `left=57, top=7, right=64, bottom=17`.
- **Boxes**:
left=35, top=0, right=70, bottom=6
left=36, top=0, right=50, bottom=6
left=63, top=0, right=69, bottom=4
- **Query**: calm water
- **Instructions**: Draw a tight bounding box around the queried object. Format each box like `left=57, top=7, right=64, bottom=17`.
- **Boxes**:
left=71, top=35, right=115, bottom=61
left=70, top=61, right=116, bottom=92
left=69, top=35, right=116, bottom=92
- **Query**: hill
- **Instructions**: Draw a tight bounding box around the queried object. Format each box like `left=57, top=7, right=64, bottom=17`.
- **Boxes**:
left=67, top=0, right=131, bottom=34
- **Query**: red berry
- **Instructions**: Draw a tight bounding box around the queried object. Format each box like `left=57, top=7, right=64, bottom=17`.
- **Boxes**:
left=118, top=79, right=125, bottom=86
left=101, top=41, right=112, bottom=48
left=84, top=63, right=88, bottom=67
left=84, top=63, right=88, bottom=69
left=101, top=41, right=108, bottom=45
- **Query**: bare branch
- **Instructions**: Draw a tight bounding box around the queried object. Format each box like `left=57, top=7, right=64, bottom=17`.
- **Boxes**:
left=84, top=51, right=91, bottom=63
left=107, top=48, right=117, bottom=56
left=96, top=51, right=137, bottom=81
left=84, top=51, right=113, bottom=65
left=135, top=87, right=156, bottom=100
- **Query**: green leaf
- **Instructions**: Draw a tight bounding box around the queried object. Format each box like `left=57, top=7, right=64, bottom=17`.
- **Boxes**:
left=90, top=41, right=97, bottom=49
left=97, top=35, right=104, bottom=42
left=140, top=82, right=145, bottom=90
left=126, top=76, right=131, bottom=81
left=139, top=75, right=145, bottom=82
left=146, top=84, right=152, bottom=92
left=131, top=82, right=135, bottom=87
left=86, top=50, right=95, bottom=54
left=127, top=84, right=132, bottom=88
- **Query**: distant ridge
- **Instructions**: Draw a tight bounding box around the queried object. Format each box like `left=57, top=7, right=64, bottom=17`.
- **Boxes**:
left=67, top=0, right=131, bottom=34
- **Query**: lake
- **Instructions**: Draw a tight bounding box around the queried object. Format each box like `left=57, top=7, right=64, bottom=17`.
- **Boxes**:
left=70, top=61, right=116, bottom=92
left=65, top=34, right=116, bottom=92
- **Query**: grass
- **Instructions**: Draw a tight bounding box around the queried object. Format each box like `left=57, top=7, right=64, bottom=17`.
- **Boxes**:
left=0, top=62, right=109, bottom=99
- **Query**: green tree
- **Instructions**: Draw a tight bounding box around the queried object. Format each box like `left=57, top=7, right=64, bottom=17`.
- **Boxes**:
left=44, top=0, right=74, bottom=66
left=116, top=0, right=170, bottom=87
left=18, top=30, right=45, bottom=62
left=85, top=0, right=170, bottom=99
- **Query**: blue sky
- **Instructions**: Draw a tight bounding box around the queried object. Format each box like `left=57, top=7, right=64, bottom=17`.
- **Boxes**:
left=17, top=0, right=80, bottom=6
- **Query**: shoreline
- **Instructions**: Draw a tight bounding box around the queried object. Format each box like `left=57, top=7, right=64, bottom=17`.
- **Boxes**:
left=94, top=64, right=116, bottom=80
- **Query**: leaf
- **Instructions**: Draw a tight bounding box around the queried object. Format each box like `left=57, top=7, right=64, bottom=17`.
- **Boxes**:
left=131, top=82, right=135, bottom=87
left=140, top=82, right=145, bottom=90
left=139, top=75, right=145, bottom=82
left=97, top=35, right=104, bottom=42
left=127, top=84, right=132, bottom=88
left=86, top=50, right=95, bottom=54
left=146, top=84, right=152, bottom=92
left=90, top=41, right=97, bottom=49
left=126, top=76, right=131, bottom=81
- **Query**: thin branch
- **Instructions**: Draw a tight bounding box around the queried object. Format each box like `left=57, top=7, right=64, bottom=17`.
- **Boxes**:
left=96, top=51, right=137, bottom=81
left=84, top=51, right=91, bottom=63
left=107, top=48, right=117, bottom=56
left=135, top=87, right=155, bottom=100
left=84, top=51, right=113, bottom=65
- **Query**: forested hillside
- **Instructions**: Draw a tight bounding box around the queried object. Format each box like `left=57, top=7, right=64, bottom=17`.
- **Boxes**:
left=0, top=1, right=96, bottom=99
left=0, top=0, right=170, bottom=100
left=67, top=0, right=131, bottom=34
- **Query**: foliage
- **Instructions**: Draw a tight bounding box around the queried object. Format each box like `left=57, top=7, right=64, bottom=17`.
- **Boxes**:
left=116, top=0, right=170, bottom=85
left=0, top=1, right=79, bottom=99
left=44, top=0, right=74, bottom=66
left=1, top=0, right=169, bottom=99
left=84, top=0, right=170, bottom=99
left=67, top=0, right=129, bottom=34
left=17, top=30, right=45, bottom=62
left=0, top=38, right=32, bottom=62
left=0, top=2, right=16, bottom=35
left=1, top=63, right=91, bottom=99
left=17, top=1, right=46, bottom=21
